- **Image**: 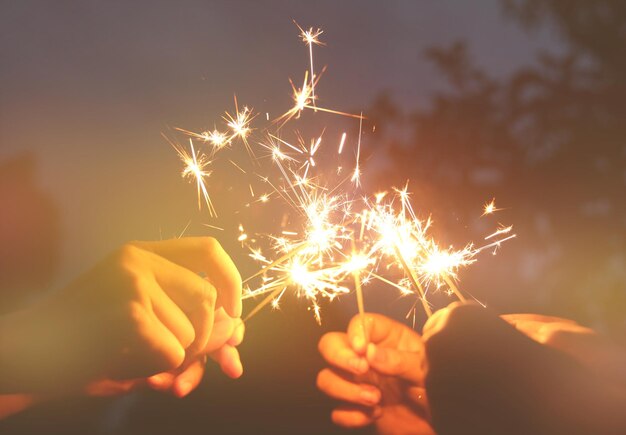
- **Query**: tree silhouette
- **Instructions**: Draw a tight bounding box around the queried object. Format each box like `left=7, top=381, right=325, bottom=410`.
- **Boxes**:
left=368, top=0, right=626, bottom=339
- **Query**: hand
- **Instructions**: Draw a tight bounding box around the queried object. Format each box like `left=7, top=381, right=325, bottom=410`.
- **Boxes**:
left=422, top=302, right=626, bottom=435
left=317, top=313, right=434, bottom=434
left=0, top=305, right=246, bottom=418
left=501, top=312, right=626, bottom=383
left=0, top=237, right=242, bottom=394
left=145, top=307, right=246, bottom=397
left=86, top=307, right=246, bottom=398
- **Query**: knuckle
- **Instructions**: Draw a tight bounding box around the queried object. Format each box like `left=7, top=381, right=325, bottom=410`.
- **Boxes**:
left=316, top=369, right=330, bottom=391
left=123, top=271, right=150, bottom=302
left=200, top=282, right=217, bottom=305
left=426, top=302, right=485, bottom=338
left=348, top=313, right=363, bottom=331
left=124, top=301, right=147, bottom=334
left=230, top=268, right=243, bottom=292
left=182, top=326, right=196, bottom=350
left=198, top=236, right=221, bottom=255
left=444, top=301, right=474, bottom=321
left=332, top=410, right=367, bottom=428
left=317, top=334, right=330, bottom=355
left=116, top=243, right=143, bottom=267
left=542, top=326, right=567, bottom=347
left=163, top=344, right=185, bottom=370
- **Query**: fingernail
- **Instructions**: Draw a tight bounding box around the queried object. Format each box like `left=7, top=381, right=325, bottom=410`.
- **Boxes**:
left=350, top=357, right=368, bottom=374
left=176, top=381, right=192, bottom=397
left=148, top=374, right=166, bottom=387
left=352, top=335, right=365, bottom=353
left=367, top=343, right=385, bottom=365
left=229, top=358, right=243, bottom=379
left=360, top=388, right=380, bottom=405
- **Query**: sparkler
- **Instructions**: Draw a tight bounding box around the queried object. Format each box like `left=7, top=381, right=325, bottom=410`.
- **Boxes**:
left=168, top=22, right=516, bottom=323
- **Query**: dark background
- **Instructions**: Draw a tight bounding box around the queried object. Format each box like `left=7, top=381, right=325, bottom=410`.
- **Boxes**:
left=1, top=1, right=624, bottom=434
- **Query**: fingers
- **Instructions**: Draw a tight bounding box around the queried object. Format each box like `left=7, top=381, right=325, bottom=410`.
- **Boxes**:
left=146, top=371, right=176, bottom=391
left=501, top=313, right=579, bottom=326
left=365, top=343, right=424, bottom=384
left=141, top=250, right=217, bottom=355
left=317, top=368, right=381, bottom=407
left=318, top=332, right=369, bottom=375
left=347, top=313, right=418, bottom=354
left=320, top=315, right=424, bottom=384
left=501, top=314, right=590, bottom=346
left=202, top=309, right=245, bottom=353
left=134, top=238, right=242, bottom=318
left=228, top=318, right=245, bottom=347
left=150, top=282, right=196, bottom=349
left=85, top=378, right=143, bottom=397
left=112, top=304, right=186, bottom=379
left=331, top=405, right=381, bottom=429
left=147, top=356, right=206, bottom=398
left=423, top=301, right=492, bottom=341
left=142, top=309, right=187, bottom=373
left=172, top=357, right=205, bottom=397
left=209, top=344, right=243, bottom=379
left=205, top=312, right=244, bottom=379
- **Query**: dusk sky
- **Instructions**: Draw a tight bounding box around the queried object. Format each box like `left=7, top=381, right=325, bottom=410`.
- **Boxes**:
left=1, top=1, right=563, bottom=287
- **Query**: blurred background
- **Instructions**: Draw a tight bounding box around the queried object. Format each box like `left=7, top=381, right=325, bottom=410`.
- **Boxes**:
left=1, top=0, right=624, bottom=433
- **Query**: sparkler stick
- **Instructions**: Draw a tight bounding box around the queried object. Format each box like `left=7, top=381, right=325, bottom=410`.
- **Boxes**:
left=243, top=286, right=285, bottom=323
left=442, top=274, right=467, bottom=302
left=393, top=244, right=433, bottom=317
left=349, top=236, right=369, bottom=341
left=242, top=242, right=309, bottom=284
left=302, top=105, right=365, bottom=119
left=351, top=113, right=363, bottom=186
left=353, top=263, right=369, bottom=342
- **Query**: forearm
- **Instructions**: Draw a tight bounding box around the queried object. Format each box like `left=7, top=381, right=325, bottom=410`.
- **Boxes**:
left=0, top=298, right=75, bottom=394
left=0, top=394, right=39, bottom=419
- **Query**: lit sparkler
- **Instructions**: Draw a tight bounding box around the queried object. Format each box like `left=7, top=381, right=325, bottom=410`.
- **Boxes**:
left=167, top=22, right=516, bottom=323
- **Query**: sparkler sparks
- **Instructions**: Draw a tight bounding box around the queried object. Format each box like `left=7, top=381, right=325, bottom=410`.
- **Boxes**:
left=482, top=198, right=501, bottom=216
left=166, top=135, right=217, bottom=217
left=168, top=22, right=516, bottom=323
left=294, top=20, right=324, bottom=109
left=224, top=96, right=256, bottom=157
left=174, top=127, right=230, bottom=152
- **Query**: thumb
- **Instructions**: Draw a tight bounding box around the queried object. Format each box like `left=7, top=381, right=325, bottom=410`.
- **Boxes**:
left=366, top=343, right=424, bottom=384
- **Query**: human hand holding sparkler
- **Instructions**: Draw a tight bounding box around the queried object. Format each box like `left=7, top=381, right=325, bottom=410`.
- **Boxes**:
left=0, top=237, right=243, bottom=396
left=318, top=302, right=626, bottom=434
left=425, top=303, right=626, bottom=435
left=317, top=313, right=435, bottom=434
